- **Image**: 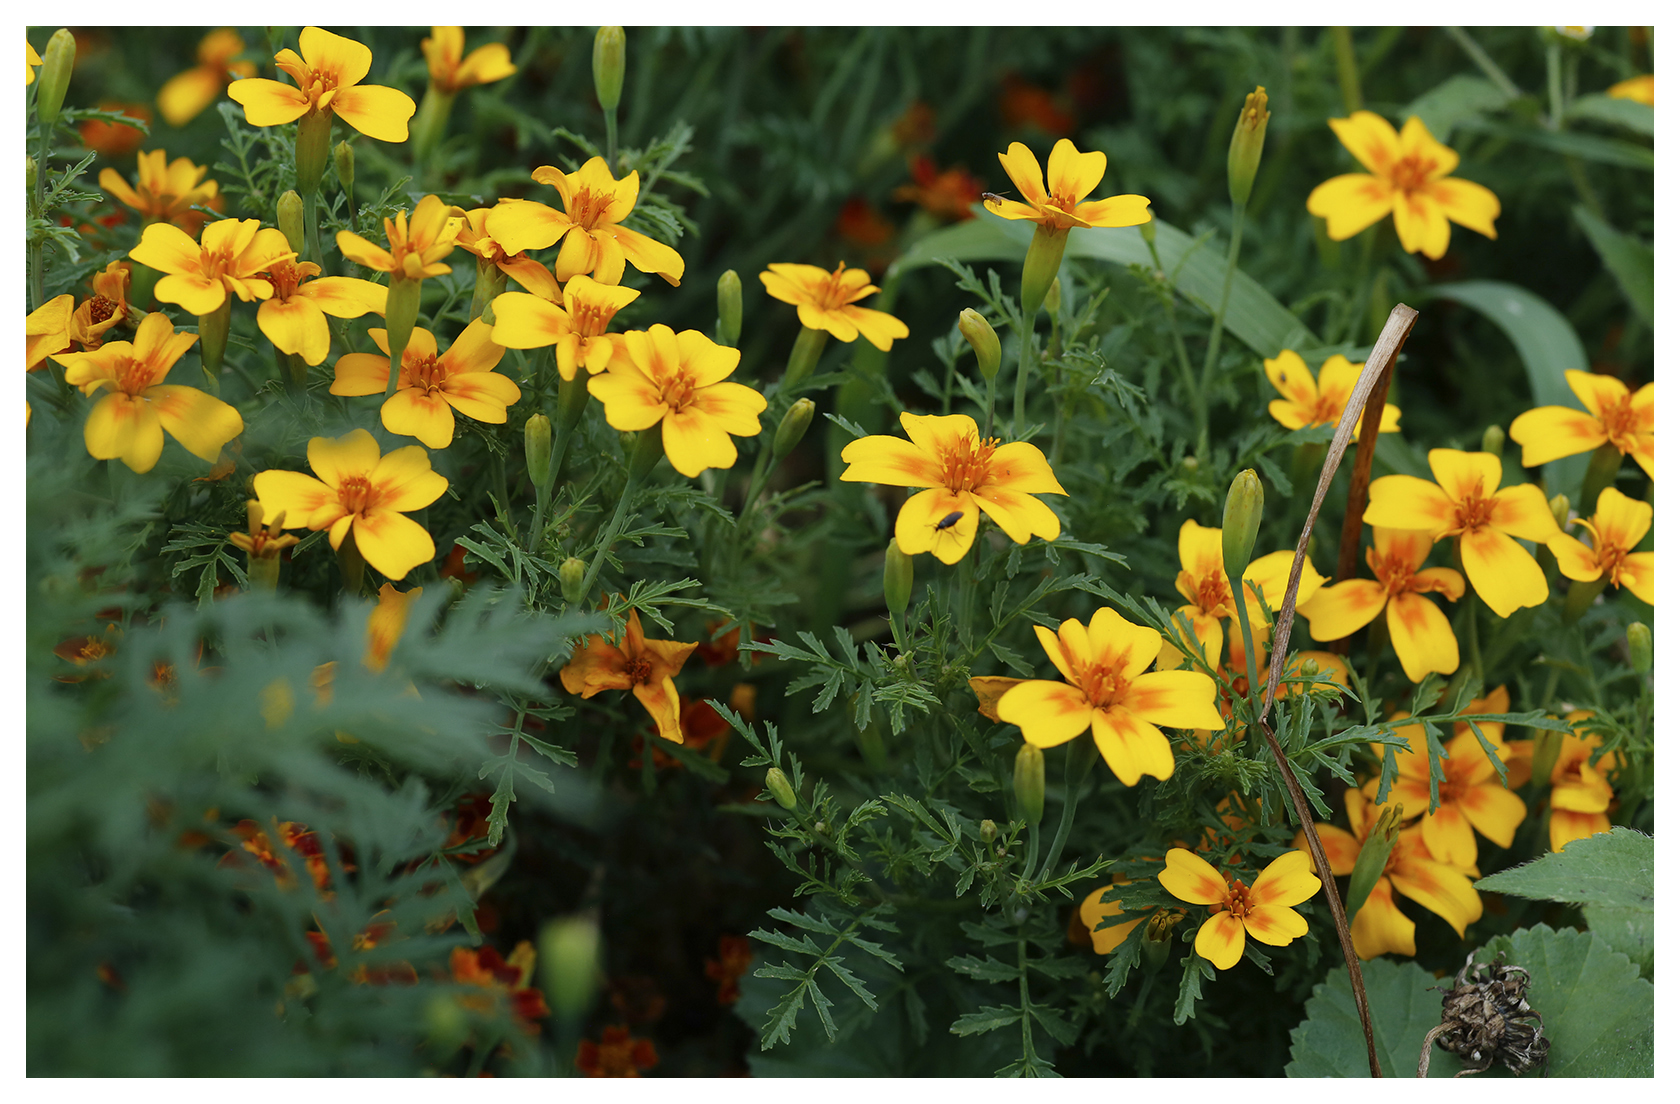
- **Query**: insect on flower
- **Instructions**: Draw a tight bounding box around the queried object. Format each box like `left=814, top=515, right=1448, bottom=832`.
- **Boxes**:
left=933, top=510, right=963, bottom=532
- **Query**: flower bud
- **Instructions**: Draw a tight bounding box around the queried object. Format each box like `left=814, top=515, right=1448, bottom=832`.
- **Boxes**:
left=979, top=819, right=997, bottom=843
left=334, top=140, right=355, bottom=200
left=1019, top=224, right=1069, bottom=319
left=593, top=27, right=626, bottom=115
left=35, top=29, right=76, bottom=127
left=1043, top=277, right=1063, bottom=319
left=1221, top=469, right=1264, bottom=581
left=26, top=156, right=37, bottom=192
left=957, top=308, right=1001, bottom=382
left=293, top=109, right=333, bottom=195
left=1345, top=802, right=1404, bottom=918
left=1227, top=86, right=1269, bottom=207
left=277, top=190, right=306, bottom=255
left=424, top=992, right=470, bottom=1054
left=772, top=398, right=815, bottom=462
left=715, top=269, right=742, bottom=347
left=1013, top=743, right=1044, bottom=827
left=883, top=538, right=913, bottom=619
left=539, top=914, right=601, bottom=1022
left=765, top=766, right=797, bottom=810
left=1139, top=216, right=1156, bottom=245
left=1481, top=423, right=1505, bottom=456
left=525, top=412, right=553, bottom=490
left=1549, top=493, right=1571, bottom=531
left=1180, top=455, right=1199, bottom=473
left=1627, top=621, right=1652, bottom=673
left=559, top=557, right=587, bottom=605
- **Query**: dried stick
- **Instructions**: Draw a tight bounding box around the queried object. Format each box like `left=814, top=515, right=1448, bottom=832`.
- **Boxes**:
left=1328, top=349, right=1399, bottom=654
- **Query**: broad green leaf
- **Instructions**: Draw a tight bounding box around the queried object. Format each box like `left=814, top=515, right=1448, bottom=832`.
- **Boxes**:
left=889, top=214, right=1315, bottom=357
left=1403, top=74, right=1515, bottom=142
left=1286, top=956, right=1463, bottom=1076
left=1567, top=93, right=1655, bottom=136
left=1572, top=205, right=1653, bottom=326
left=1473, top=826, right=1652, bottom=909
left=1458, top=117, right=1653, bottom=170
left=1581, top=904, right=1653, bottom=979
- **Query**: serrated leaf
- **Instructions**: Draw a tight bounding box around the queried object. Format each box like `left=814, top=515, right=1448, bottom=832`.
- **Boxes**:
left=822, top=957, right=879, bottom=1010
left=1474, top=827, right=1652, bottom=911
left=1028, top=1001, right=1078, bottom=1046
left=1286, top=956, right=1460, bottom=1076
left=949, top=1005, right=1022, bottom=1036
left=946, top=954, right=1019, bottom=982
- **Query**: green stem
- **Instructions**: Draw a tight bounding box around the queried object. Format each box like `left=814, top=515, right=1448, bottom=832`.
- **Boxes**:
left=1146, top=236, right=1204, bottom=449
left=1331, top=27, right=1362, bottom=112
left=1016, top=933, right=1037, bottom=1064
left=733, top=443, right=774, bottom=541
left=604, top=111, right=619, bottom=175
left=955, top=543, right=976, bottom=646
left=1010, top=327, right=1035, bottom=439
left=1546, top=41, right=1565, bottom=130
left=1037, top=734, right=1097, bottom=881
left=302, top=188, right=323, bottom=269
left=1230, top=574, right=1263, bottom=718
left=1022, top=820, right=1041, bottom=884
left=982, top=374, right=997, bottom=441
left=30, top=125, right=49, bottom=310
left=576, top=429, right=662, bottom=602
left=1444, top=27, right=1523, bottom=100
left=1197, top=203, right=1246, bottom=456
left=1578, top=440, right=1623, bottom=510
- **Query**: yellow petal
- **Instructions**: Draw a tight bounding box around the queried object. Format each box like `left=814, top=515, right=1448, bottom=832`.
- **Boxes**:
left=1079, top=885, right=1144, bottom=955
left=1158, top=848, right=1228, bottom=906
left=331, top=84, right=416, bottom=143
left=840, top=434, right=941, bottom=488
left=1508, top=404, right=1606, bottom=467
left=1243, top=904, right=1308, bottom=947
left=1425, top=176, right=1499, bottom=239
left=842, top=304, right=909, bottom=351
left=996, top=679, right=1092, bottom=747
left=1249, top=850, right=1320, bottom=908
left=632, top=677, right=686, bottom=744
left=148, top=384, right=244, bottom=463
left=1488, top=482, right=1561, bottom=542
left=610, top=225, right=685, bottom=286
left=973, top=485, right=1061, bottom=545
left=257, top=298, right=331, bottom=365
left=984, top=441, right=1067, bottom=495
left=84, top=392, right=163, bottom=473
left=304, top=276, right=388, bottom=319
left=226, top=77, right=311, bottom=126
left=588, top=366, right=667, bottom=432
left=661, top=404, right=740, bottom=478
left=1388, top=856, right=1482, bottom=937
left=442, top=372, right=522, bottom=424
left=351, top=510, right=436, bottom=582
left=1305, top=173, right=1393, bottom=241
left=331, top=352, right=392, bottom=396
left=1263, top=349, right=1318, bottom=408
left=1350, top=878, right=1415, bottom=959
left=1090, top=707, right=1174, bottom=786
left=1392, top=187, right=1450, bottom=258
left=995, top=142, right=1049, bottom=207
left=1364, top=474, right=1456, bottom=536
left=1045, top=138, right=1106, bottom=203
left=1459, top=525, right=1547, bottom=618
left=1194, top=912, right=1246, bottom=970
left=1124, top=670, right=1224, bottom=731
left=381, top=389, right=456, bottom=449
left=1329, top=111, right=1402, bottom=175
left=1299, top=578, right=1386, bottom=642
left=1418, top=803, right=1479, bottom=869
left=1085, top=607, right=1161, bottom=679
left=1072, top=193, right=1151, bottom=228
left=1565, top=367, right=1631, bottom=422
left=894, top=487, right=977, bottom=564
left=1386, top=592, right=1459, bottom=683
left=1549, top=809, right=1611, bottom=853
left=370, top=445, right=448, bottom=512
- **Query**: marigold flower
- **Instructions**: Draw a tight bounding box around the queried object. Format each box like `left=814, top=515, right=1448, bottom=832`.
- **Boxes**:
left=998, top=73, right=1074, bottom=136
left=157, top=29, right=255, bottom=126
left=128, top=218, right=294, bottom=317
left=1295, top=788, right=1482, bottom=959
left=486, top=158, right=685, bottom=286
left=587, top=324, right=766, bottom=478
left=1160, top=519, right=1326, bottom=671
left=893, top=155, right=984, bottom=221
left=1299, top=527, right=1464, bottom=683
left=1547, top=487, right=1653, bottom=604
left=759, top=262, right=909, bottom=351
left=252, top=428, right=448, bottom=581
left=559, top=607, right=697, bottom=745
left=452, top=942, right=550, bottom=1033
left=336, top=194, right=462, bottom=282
left=981, top=138, right=1151, bottom=232
left=703, top=935, right=754, bottom=1005
left=1307, top=112, right=1499, bottom=260
left=65, top=261, right=134, bottom=351
left=1078, top=876, right=1168, bottom=954
left=26, top=293, right=74, bottom=371
left=1158, top=848, right=1320, bottom=970
left=998, top=607, right=1224, bottom=786
left=1263, top=349, right=1400, bottom=435
left=227, top=26, right=415, bottom=143
left=422, top=26, right=516, bottom=93
left=451, top=206, right=554, bottom=292
left=331, top=321, right=519, bottom=449
left=27, top=40, right=40, bottom=84
left=1507, top=370, right=1653, bottom=479
left=365, top=583, right=423, bottom=673
left=1607, top=74, right=1653, bottom=105
left=254, top=259, right=386, bottom=366
left=840, top=412, right=1066, bottom=564
left=491, top=275, right=641, bottom=381
left=1507, top=711, right=1622, bottom=852
left=576, top=1025, right=658, bottom=1077
left=98, top=150, right=223, bottom=234
left=228, top=498, right=301, bottom=559
left=79, top=101, right=151, bottom=159
left=1363, top=448, right=1560, bottom=618
left=50, top=312, right=243, bottom=473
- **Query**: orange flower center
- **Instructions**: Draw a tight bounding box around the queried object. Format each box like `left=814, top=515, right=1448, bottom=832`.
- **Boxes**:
left=1597, top=393, right=1642, bottom=454
left=87, top=295, right=118, bottom=325
left=262, top=260, right=308, bottom=300
left=656, top=369, right=700, bottom=414
left=402, top=353, right=448, bottom=395
left=1450, top=481, right=1495, bottom=534
left=936, top=432, right=999, bottom=493
left=1306, top=393, right=1345, bottom=426
left=304, top=70, right=341, bottom=107
left=1075, top=662, right=1130, bottom=710
left=811, top=263, right=858, bottom=311
left=1190, top=569, right=1235, bottom=618
left=1215, top=876, right=1252, bottom=918
left=567, top=187, right=614, bottom=231
left=116, top=354, right=156, bottom=396
left=1389, top=152, right=1441, bottom=193
left=1371, top=548, right=1417, bottom=598
left=571, top=298, right=617, bottom=337
left=624, top=657, right=653, bottom=684
left=197, top=244, right=234, bottom=281
left=338, top=474, right=375, bottom=516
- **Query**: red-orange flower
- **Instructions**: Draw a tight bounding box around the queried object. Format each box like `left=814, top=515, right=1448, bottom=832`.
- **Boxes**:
left=893, top=155, right=984, bottom=221
left=451, top=942, right=550, bottom=1032
left=704, top=935, right=754, bottom=1005
left=576, top=1026, right=658, bottom=1077
left=559, top=608, right=697, bottom=745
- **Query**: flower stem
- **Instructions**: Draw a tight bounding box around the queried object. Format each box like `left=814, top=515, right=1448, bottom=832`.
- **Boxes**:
left=1578, top=440, right=1623, bottom=510
left=982, top=374, right=997, bottom=441
left=30, top=124, right=50, bottom=310
left=604, top=111, right=619, bottom=177
left=301, top=187, right=324, bottom=269
left=1010, top=327, right=1035, bottom=440
left=1197, top=202, right=1246, bottom=457
left=576, top=429, right=662, bottom=603
left=1331, top=27, right=1362, bottom=112
left=336, top=528, right=367, bottom=597
left=1036, top=733, right=1097, bottom=881
left=781, top=325, right=828, bottom=393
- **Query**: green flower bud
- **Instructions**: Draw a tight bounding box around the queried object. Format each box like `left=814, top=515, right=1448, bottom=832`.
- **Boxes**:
left=277, top=190, right=306, bottom=255
left=883, top=538, right=913, bottom=619
left=1043, top=277, right=1063, bottom=319
left=1181, top=455, right=1199, bottom=472
left=593, top=27, right=626, bottom=114
left=539, top=914, right=601, bottom=1022
left=957, top=308, right=1001, bottom=382
left=1627, top=621, right=1652, bottom=673
left=1019, top=224, right=1069, bottom=319
left=1221, top=469, right=1264, bottom=581
left=1139, top=216, right=1156, bottom=245
left=1345, top=801, right=1405, bottom=919
left=334, top=140, right=355, bottom=200
left=1227, top=86, right=1269, bottom=207
left=765, top=766, right=797, bottom=810
left=1014, top=743, right=1045, bottom=827
left=979, top=819, right=997, bottom=843
left=26, top=156, right=37, bottom=192
left=1550, top=493, right=1572, bottom=531
left=1481, top=423, right=1505, bottom=456
left=424, top=992, right=470, bottom=1054
left=716, top=269, right=742, bottom=347
left=559, top=557, right=587, bottom=605
left=525, top=413, right=553, bottom=489
left=293, top=109, right=333, bottom=195
left=36, top=29, right=76, bottom=127
left=773, top=398, right=815, bottom=462
left=1141, top=910, right=1182, bottom=966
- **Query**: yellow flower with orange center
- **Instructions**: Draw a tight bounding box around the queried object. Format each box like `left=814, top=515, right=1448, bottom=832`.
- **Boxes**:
left=839, top=412, right=1066, bottom=564
left=50, top=312, right=244, bottom=473
left=1159, top=519, right=1326, bottom=671
left=1547, top=487, right=1654, bottom=604
left=66, top=261, right=134, bottom=351
left=486, top=158, right=685, bottom=287
left=421, top=26, right=516, bottom=93
left=157, top=28, right=256, bottom=127
left=1262, top=349, right=1400, bottom=435
left=1298, top=527, right=1464, bottom=683
left=252, top=428, right=448, bottom=581
left=1157, top=848, right=1320, bottom=970
left=587, top=324, right=766, bottom=478
left=254, top=259, right=387, bottom=366
left=997, top=607, right=1224, bottom=786
left=981, top=138, right=1152, bottom=232
left=759, top=262, right=909, bottom=351
left=1306, top=112, right=1500, bottom=259
left=560, top=608, right=697, bottom=745
left=491, top=275, right=641, bottom=381
left=330, top=320, right=521, bottom=449
left=1363, top=448, right=1560, bottom=618
left=450, top=206, right=555, bottom=291
left=228, top=26, right=415, bottom=143
left=128, top=218, right=295, bottom=316
left=98, top=150, right=223, bottom=234
left=336, top=194, right=462, bottom=282
left=1507, top=370, right=1653, bottom=479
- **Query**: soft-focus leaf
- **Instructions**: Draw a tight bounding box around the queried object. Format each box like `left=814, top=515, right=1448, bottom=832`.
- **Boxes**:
left=1571, top=205, right=1653, bottom=326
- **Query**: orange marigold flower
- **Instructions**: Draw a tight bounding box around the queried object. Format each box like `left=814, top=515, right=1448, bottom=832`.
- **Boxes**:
left=98, top=150, right=223, bottom=234
left=330, top=320, right=520, bottom=449
left=422, top=26, right=517, bottom=94
left=893, top=155, right=984, bottom=221
left=158, top=28, right=256, bottom=127
left=336, top=194, right=463, bottom=281
left=704, top=935, right=754, bottom=1005
left=1158, top=848, right=1320, bottom=970
left=982, top=137, right=1151, bottom=232
left=228, top=26, right=415, bottom=143
left=560, top=607, right=697, bottom=745
left=998, top=73, right=1074, bottom=136
left=491, top=274, right=641, bottom=382
left=452, top=942, right=550, bottom=1032
left=576, top=1026, right=658, bottom=1077
left=1262, top=349, right=1400, bottom=435
left=79, top=102, right=151, bottom=159
left=26, top=294, right=75, bottom=371
left=255, top=259, right=387, bottom=367
left=486, top=157, right=685, bottom=287
left=1508, top=370, right=1653, bottom=480
left=833, top=196, right=896, bottom=247
left=66, top=261, right=134, bottom=351
left=1507, top=711, right=1624, bottom=853
left=1547, top=487, right=1654, bottom=605
left=1298, top=527, right=1464, bottom=683
left=760, top=261, right=909, bottom=351
left=128, top=218, right=295, bottom=317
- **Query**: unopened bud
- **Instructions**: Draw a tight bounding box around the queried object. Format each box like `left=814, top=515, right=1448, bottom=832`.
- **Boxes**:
left=715, top=269, right=742, bottom=347
left=1139, top=217, right=1156, bottom=245
left=979, top=819, right=997, bottom=843
left=36, top=29, right=75, bottom=127
left=1627, top=622, right=1652, bottom=673
left=1346, top=805, right=1404, bottom=918
left=593, top=27, right=626, bottom=115
left=1014, top=743, right=1045, bottom=827
left=559, top=557, right=587, bottom=605
left=1221, top=469, right=1264, bottom=581
left=277, top=190, right=305, bottom=255
left=1181, top=455, right=1199, bottom=472
left=1481, top=423, right=1505, bottom=456
left=539, top=915, right=601, bottom=1022
left=1019, top=224, right=1068, bottom=319
left=293, top=109, right=333, bottom=195
left=1227, top=86, right=1269, bottom=207
left=957, top=308, right=1001, bottom=382
left=525, top=413, right=553, bottom=489
left=1298, top=658, right=1319, bottom=677
left=1549, top=493, right=1571, bottom=531
left=765, top=766, right=797, bottom=810
left=773, top=398, right=815, bottom=461
left=334, top=140, right=355, bottom=200
left=1043, top=277, right=1063, bottom=319
left=883, top=538, right=913, bottom=618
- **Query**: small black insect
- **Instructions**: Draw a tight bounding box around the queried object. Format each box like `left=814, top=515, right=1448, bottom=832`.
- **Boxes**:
left=1418, top=953, right=1548, bottom=1078
left=980, top=191, right=1014, bottom=205
left=932, top=510, right=964, bottom=532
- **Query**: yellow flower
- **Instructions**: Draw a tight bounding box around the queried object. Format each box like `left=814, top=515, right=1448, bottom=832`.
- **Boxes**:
left=128, top=218, right=295, bottom=316
left=1363, top=448, right=1560, bottom=618
left=1078, top=877, right=1160, bottom=955
left=1157, top=848, right=1320, bottom=970
left=1547, top=487, right=1654, bottom=604
left=27, top=294, right=75, bottom=371
left=586, top=324, right=766, bottom=478
left=758, top=262, right=908, bottom=351
left=50, top=312, right=243, bottom=473
left=485, top=158, right=685, bottom=286
left=157, top=28, right=256, bottom=127
left=27, top=40, right=40, bottom=84
left=254, top=259, right=387, bottom=366
left=66, top=262, right=134, bottom=351
left=1298, top=527, right=1464, bottom=683
left=981, top=138, right=1152, bottom=231
left=1524, top=713, right=1622, bottom=852
left=996, top=607, right=1224, bottom=786
left=451, top=206, right=555, bottom=291
left=839, top=412, right=1066, bottom=565
left=330, top=320, right=521, bottom=449
left=1607, top=74, right=1653, bottom=106
left=228, top=26, right=416, bottom=143
left=559, top=607, right=697, bottom=745
left=98, top=150, right=222, bottom=234
left=1262, top=349, right=1400, bottom=435
left=365, top=583, right=423, bottom=673
left=253, top=428, right=448, bottom=581
left=336, top=194, right=462, bottom=281
left=491, top=275, right=641, bottom=381
left=1507, top=370, right=1653, bottom=479
left=422, top=27, right=516, bottom=93
left=1306, top=112, right=1500, bottom=260
left=1159, top=519, right=1326, bottom=671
